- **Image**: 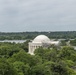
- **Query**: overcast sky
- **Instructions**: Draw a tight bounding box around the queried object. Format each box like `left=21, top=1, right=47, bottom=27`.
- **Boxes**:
left=0, top=0, right=76, bottom=32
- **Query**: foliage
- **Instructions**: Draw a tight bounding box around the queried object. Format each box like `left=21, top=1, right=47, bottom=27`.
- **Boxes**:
left=0, top=42, right=76, bottom=75
left=0, top=31, right=76, bottom=40
left=60, top=40, right=67, bottom=46
left=13, top=61, right=30, bottom=75
left=0, top=58, right=17, bottom=75
left=70, top=39, right=76, bottom=46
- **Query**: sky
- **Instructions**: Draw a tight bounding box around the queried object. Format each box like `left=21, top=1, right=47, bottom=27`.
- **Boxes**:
left=0, top=0, right=76, bottom=32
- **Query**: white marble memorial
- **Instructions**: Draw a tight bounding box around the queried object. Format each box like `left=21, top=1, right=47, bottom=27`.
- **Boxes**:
left=28, top=35, right=59, bottom=55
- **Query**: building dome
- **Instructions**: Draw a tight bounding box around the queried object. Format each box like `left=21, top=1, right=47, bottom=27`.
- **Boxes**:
left=32, top=35, right=51, bottom=43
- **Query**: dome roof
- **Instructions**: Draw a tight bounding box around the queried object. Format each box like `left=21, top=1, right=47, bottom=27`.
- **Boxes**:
left=32, top=35, right=51, bottom=43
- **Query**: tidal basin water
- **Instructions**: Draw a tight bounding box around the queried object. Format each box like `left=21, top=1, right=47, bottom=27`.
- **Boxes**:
left=0, top=40, right=26, bottom=43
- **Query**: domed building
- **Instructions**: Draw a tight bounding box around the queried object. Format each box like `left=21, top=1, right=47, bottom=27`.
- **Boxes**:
left=28, top=35, right=60, bottom=55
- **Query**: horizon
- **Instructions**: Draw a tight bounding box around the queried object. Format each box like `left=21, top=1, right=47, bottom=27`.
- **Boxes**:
left=0, top=30, right=76, bottom=33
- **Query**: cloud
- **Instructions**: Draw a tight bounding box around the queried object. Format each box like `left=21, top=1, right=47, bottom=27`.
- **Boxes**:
left=0, top=0, right=76, bottom=32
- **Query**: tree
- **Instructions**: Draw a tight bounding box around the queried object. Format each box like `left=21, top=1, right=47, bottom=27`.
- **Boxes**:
left=70, top=39, right=76, bottom=46
left=0, top=45, right=23, bottom=58
left=0, top=58, right=17, bottom=75
left=58, top=46, right=76, bottom=60
left=13, top=61, right=30, bottom=75
left=31, top=63, right=52, bottom=75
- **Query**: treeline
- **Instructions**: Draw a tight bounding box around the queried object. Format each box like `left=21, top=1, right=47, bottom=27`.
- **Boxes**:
left=0, top=42, right=76, bottom=75
left=0, top=31, right=76, bottom=40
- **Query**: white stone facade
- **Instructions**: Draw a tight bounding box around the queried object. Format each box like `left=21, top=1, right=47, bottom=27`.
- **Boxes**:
left=28, top=35, right=60, bottom=55
left=28, top=42, right=42, bottom=55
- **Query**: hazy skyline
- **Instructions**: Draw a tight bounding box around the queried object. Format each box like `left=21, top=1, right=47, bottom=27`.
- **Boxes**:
left=0, top=0, right=76, bottom=32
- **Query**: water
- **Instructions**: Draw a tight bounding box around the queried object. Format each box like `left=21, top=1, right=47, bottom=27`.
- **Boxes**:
left=0, top=40, right=26, bottom=43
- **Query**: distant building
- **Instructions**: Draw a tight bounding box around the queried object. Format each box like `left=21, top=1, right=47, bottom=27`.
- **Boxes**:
left=28, top=35, right=60, bottom=55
